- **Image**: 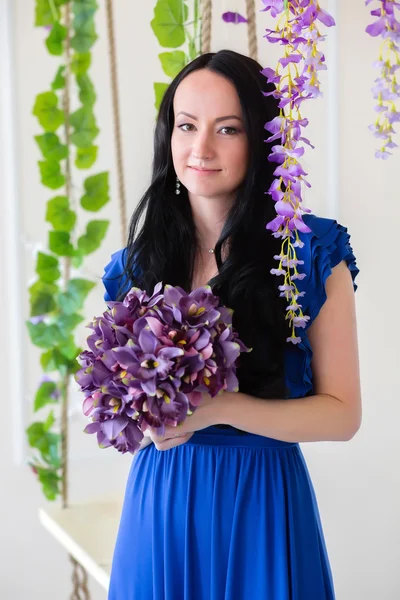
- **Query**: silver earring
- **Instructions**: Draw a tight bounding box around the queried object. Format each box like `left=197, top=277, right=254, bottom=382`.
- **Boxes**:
left=175, top=176, right=181, bottom=195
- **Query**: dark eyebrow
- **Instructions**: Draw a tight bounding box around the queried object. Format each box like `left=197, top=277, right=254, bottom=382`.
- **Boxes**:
left=176, top=111, right=242, bottom=123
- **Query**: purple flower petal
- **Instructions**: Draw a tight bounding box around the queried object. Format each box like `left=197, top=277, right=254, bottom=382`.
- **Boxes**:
left=84, top=421, right=100, bottom=434
left=279, top=54, right=302, bottom=68
left=141, top=378, right=157, bottom=396
left=366, top=17, right=387, bottom=37
left=317, top=8, right=336, bottom=27
left=222, top=11, right=247, bottom=24
left=138, top=328, right=157, bottom=355
left=102, top=417, right=128, bottom=440
left=375, top=149, right=392, bottom=159
left=275, top=200, right=295, bottom=218
left=261, top=0, right=285, bottom=18
left=266, top=214, right=286, bottom=232
left=264, top=115, right=285, bottom=134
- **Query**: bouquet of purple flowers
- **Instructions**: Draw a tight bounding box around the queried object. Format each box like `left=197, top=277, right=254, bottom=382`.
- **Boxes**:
left=75, top=283, right=251, bottom=454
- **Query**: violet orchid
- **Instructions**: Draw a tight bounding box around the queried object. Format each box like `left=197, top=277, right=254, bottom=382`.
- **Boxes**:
left=75, top=283, right=251, bottom=454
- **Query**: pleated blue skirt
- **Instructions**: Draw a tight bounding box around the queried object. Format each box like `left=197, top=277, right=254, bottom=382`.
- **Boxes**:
left=108, top=425, right=335, bottom=599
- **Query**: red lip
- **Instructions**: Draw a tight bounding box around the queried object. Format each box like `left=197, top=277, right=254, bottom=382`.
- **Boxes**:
left=189, top=166, right=220, bottom=172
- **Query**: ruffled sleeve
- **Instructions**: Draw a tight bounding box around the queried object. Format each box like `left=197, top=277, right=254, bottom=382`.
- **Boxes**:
left=102, top=247, right=131, bottom=302
left=302, top=214, right=360, bottom=324
left=283, top=214, right=360, bottom=399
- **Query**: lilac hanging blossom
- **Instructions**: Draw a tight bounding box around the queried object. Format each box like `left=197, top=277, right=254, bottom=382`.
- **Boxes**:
left=222, top=12, right=248, bottom=24
left=261, top=0, right=335, bottom=344
left=75, top=283, right=251, bottom=454
left=365, top=0, right=400, bottom=159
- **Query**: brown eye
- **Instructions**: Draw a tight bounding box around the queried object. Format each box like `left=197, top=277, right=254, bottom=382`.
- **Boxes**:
left=178, top=123, right=195, bottom=132
left=219, top=126, right=238, bottom=135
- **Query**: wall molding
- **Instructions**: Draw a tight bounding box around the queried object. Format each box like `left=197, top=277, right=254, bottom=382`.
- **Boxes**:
left=0, top=0, right=26, bottom=465
left=327, top=0, right=339, bottom=217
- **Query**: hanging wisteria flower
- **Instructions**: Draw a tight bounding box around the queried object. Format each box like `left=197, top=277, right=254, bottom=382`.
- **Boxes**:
left=365, top=0, right=400, bottom=159
left=75, top=283, right=251, bottom=454
left=222, top=12, right=248, bottom=24
left=261, top=0, right=335, bottom=344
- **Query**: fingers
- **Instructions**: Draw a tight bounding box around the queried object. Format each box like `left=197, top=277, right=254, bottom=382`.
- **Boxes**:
left=152, top=432, right=194, bottom=451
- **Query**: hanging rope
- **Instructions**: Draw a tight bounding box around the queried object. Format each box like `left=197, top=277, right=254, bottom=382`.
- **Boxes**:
left=105, top=0, right=128, bottom=245
left=201, top=0, right=258, bottom=60
left=61, top=0, right=73, bottom=513
left=245, top=0, right=258, bottom=61
left=201, top=0, right=212, bottom=53
left=70, top=555, right=91, bottom=600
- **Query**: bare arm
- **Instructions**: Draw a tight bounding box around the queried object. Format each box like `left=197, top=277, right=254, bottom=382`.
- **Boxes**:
left=218, top=260, right=362, bottom=442
left=132, top=429, right=153, bottom=457
left=138, top=435, right=153, bottom=450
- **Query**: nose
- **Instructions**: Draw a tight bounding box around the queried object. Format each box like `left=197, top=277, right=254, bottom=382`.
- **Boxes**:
left=192, top=130, right=214, bottom=161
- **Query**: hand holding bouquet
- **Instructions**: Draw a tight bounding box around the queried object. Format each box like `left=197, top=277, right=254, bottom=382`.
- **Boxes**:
left=75, top=283, right=251, bottom=454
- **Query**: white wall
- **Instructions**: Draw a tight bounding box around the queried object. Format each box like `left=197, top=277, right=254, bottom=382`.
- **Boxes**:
left=1, top=0, right=399, bottom=598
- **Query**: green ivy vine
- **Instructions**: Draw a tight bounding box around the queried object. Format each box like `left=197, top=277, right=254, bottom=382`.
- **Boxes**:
left=151, top=0, right=201, bottom=110
left=26, top=0, right=110, bottom=502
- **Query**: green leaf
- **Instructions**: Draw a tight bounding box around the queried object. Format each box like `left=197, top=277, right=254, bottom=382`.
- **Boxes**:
left=159, top=50, right=187, bottom=78
left=77, top=73, right=96, bottom=105
left=58, top=313, right=85, bottom=334
left=71, top=52, right=91, bottom=75
left=70, top=107, right=99, bottom=148
left=34, top=382, right=58, bottom=412
left=33, top=92, right=64, bottom=132
left=154, top=82, right=169, bottom=111
left=40, top=348, right=76, bottom=375
left=26, top=422, right=57, bottom=452
left=51, top=65, right=66, bottom=90
left=75, top=146, right=98, bottom=169
left=36, top=252, right=61, bottom=283
left=38, top=160, right=65, bottom=189
left=34, top=0, right=68, bottom=27
left=35, top=133, right=68, bottom=161
left=71, top=19, right=98, bottom=53
left=29, top=280, right=58, bottom=316
left=72, top=1, right=98, bottom=28
left=68, top=357, right=82, bottom=375
left=26, top=321, right=60, bottom=349
left=49, top=230, right=74, bottom=256
left=43, top=410, right=56, bottom=432
left=58, top=335, right=80, bottom=360
left=46, top=196, right=76, bottom=232
left=151, top=0, right=188, bottom=48
left=40, top=349, right=57, bottom=372
left=45, top=21, right=67, bottom=55
left=77, top=220, right=109, bottom=255
left=80, top=172, right=109, bottom=211
left=27, top=316, right=79, bottom=350
left=36, top=467, right=61, bottom=501
left=58, top=278, right=96, bottom=314
left=71, top=249, right=84, bottom=269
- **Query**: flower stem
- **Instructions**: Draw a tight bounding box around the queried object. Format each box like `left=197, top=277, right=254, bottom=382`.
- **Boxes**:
left=48, top=0, right=58, bottom=22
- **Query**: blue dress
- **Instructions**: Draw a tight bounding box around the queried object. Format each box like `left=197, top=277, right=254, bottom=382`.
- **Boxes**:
left=103, top=214, right=360, bottom=600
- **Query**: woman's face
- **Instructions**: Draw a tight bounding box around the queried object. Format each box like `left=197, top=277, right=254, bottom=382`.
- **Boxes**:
left=171, top=69, right=249, bottom=203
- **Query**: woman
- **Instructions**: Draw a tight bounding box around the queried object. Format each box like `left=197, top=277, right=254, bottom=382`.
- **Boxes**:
left=104, top=49, right=361, bottom=599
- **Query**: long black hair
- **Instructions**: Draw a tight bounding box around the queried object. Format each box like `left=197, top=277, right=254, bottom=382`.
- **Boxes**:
left=114, top=49, right=291, bottom=400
